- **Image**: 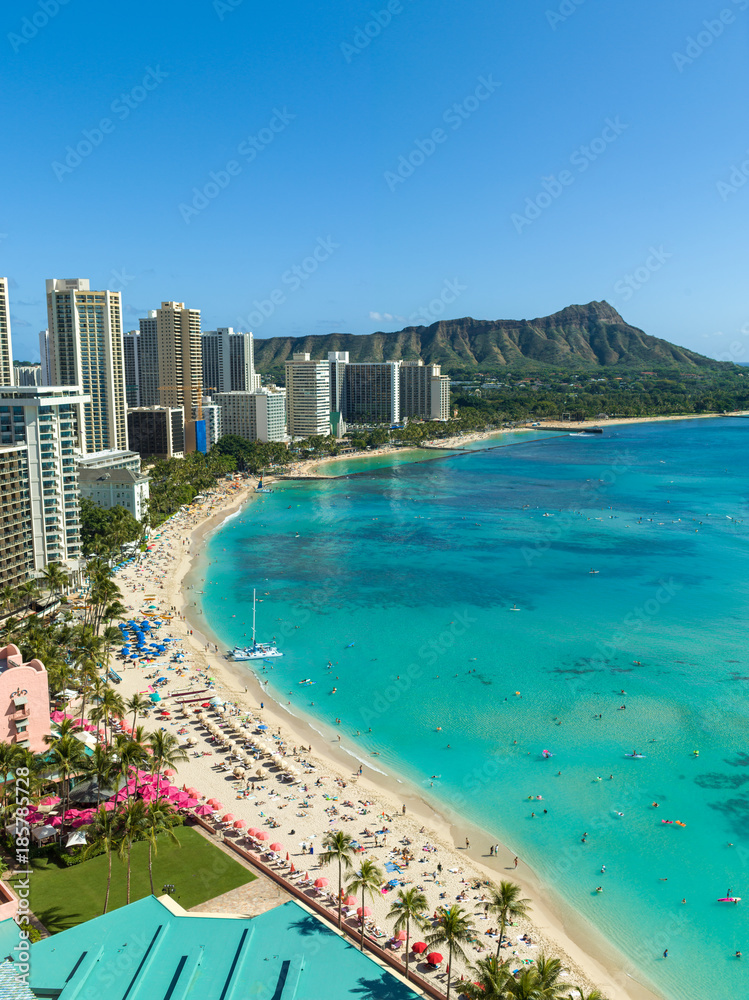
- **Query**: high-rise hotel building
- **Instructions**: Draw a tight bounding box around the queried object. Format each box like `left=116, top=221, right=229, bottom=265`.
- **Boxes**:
left=0, top=385, right=88, bottom=586
left=399, top=360, right=450, bottom=421
left=284, top=353, right=330, bottom=438
left=155, top=301, right=202, bottom=453
left=0, top=278, right=13, bottom=387
left=45, top=279, right=128, bottom=454
left=344, top=361, right=401, bottom=425
left=202, top=328, right=259, bottom=394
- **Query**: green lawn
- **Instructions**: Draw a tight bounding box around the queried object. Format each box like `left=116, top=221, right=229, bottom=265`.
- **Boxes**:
left=17, top=825, right=255, bottom=934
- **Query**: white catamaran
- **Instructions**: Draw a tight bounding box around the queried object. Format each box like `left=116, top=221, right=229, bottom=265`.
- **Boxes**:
left=231, top=589, right=283, bottom=660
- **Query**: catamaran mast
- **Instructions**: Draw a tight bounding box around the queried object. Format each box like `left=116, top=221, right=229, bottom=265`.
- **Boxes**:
left=252, top=588, right=256, bottom=646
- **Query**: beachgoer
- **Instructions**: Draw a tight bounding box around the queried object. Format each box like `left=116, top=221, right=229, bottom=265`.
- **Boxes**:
left=663, top=949, right=668, bottom=959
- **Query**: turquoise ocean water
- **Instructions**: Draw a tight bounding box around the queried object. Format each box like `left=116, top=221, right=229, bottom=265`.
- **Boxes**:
left=200, top=419, right=749, bottom=1000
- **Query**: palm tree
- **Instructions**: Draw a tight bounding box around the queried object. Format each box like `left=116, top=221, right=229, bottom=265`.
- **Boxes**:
left=39, top=561, right=69, bottom=603
left=148, top=731, right=189, bottom=795
left=118, top=798, right=146, bottom=905
left=143, top=798, right=179, bottom=895
left=387, top=886, right=428, bottom=980
left=83, top=744, right=116, bottom=809
left=126, top=694, right=151, bottom=735
left=569, top=988, right=607, bottom=1000
left=461, top=955, right=513, bottom=1000
left=425, top=904, right=476, bottom=1000
left=320, top=830, right=356, bottom=929
left=84, top=805, right=121, bottom=914
left=505, top=956, right=572, bottom=1000
left=530, top=954, right=573, bottom=997
left=114, top=735, right=149, bottom=800
left=480, top=881, right=531, bottom=959
left=100, top=688, right=126, bottom=744
left=16, top=579, right=39, bottom=615
left=45, top=735, right=88, bottom=830
left=0, top=744, right=27, bottom=820
left=345, top=858, right=384, bottom=950
left=43, top=717, right=82, bottom=745
left=75, top=657, right=99, bottom=728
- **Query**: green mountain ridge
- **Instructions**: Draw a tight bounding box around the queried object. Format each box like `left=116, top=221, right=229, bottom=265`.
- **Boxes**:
left=253, top=301, right=724, bottom=377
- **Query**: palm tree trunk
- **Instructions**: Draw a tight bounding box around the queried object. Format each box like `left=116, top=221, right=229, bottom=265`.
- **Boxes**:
left=405, top=922, right=410, bottom=980
left=127, top=840, right=132, bottom=904
left=337, top=858, right=342, bottom=929
left=104, top=847, right=112, bottom=914
left=447, top=942, right=453, bottom=1000
left=148, top=840, right=154, bottom=895
left=498, top=914, right=506, bottom=960
left=360, top=887, right=365, bottom=951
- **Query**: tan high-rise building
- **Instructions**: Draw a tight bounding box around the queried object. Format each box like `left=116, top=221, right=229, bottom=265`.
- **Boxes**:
left=156, top=301, right=202, bottom=453
left=0, top=278, right=14, bottom=387
left=284, top=353, right=330, bottom=438
left=45, top=278, right=128, bottom=454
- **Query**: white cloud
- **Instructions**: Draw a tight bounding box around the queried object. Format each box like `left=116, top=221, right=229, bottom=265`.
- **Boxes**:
left=369, top=311, right=405, bottom=323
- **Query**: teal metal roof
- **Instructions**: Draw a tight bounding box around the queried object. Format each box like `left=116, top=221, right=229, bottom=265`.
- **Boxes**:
left=27, top=898, right=421, bottom=999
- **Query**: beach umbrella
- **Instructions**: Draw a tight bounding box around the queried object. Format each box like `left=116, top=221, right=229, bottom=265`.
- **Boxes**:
left=185, top=787, right=199, bottom=798
left=256, top=831, right=269, bottom=841
left=248, top=827, right=261, bottom=837
left=233, top=819, right=246, bottom=829
left=427, top=953, right=443, bottom=967
left=344, top=895, right=357, bottom=906
left=195, top=804, right=213, bottom=816
left=357, top=906, right=372, bottom=917
left=221, top=813, right=235, bottom=824
left=208, top=798, right=222, bottom=807
left=290, top=863, right=296, bottom=873
left=39, top=795, right=60, bottom=806
left=233, top=768, right=245, bottom=778
left=314, top=877, right=328, bottom=888
left=164, top=768, right=175, bottom=776
left=184, top=797, right=199, bottom=809
left=270, top=842, right=283, bottom=852
left=412, top=942, right=427, bottom=954
left=396, top=930, right=407, bottom=941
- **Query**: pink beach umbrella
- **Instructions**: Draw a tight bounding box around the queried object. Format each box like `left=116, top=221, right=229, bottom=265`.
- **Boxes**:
left=221, top=813, right=235, bottom=824
left=233, top=819, right=246, bottom=829
left=247, top=827, right=261, bottom=838
left=195, top=804, right=214, bottom=816
left=313, top=877, right=328, bottom=888
left=39, top=796, right=60, bottom=806
left=395, top=930, right=407, bottom=941
left=344, top=895, right=357, bottom=906
left=48, top=815, right=62, bottom=827
left=185, top=787, right=199, bottom=798
left=256, top=831, right=269, bottom=841
left=164, top=768, right=176, bottom=777
left=103, top=801, right=117, bottom=811
left=184, top=797, right=198, bottom=809
left=357, top=906, right=372, bottom=917
left=270, top=842, right=283, bottom=852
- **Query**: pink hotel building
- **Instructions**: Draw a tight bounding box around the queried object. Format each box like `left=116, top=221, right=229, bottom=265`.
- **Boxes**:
left=0, top=644, right=50, bottom=753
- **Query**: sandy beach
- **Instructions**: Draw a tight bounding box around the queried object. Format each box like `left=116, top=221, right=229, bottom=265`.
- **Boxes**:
left=88, top=470, right=668, bottom=1000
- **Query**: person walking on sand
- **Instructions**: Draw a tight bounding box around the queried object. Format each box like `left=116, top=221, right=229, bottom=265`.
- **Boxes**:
left=514, top=856, right=519, bottom=868
left=465, top=838, right=470, bottom=849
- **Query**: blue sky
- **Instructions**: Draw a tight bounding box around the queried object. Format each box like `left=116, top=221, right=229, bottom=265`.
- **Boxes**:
left=3, top=0, right=748, bottom=361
